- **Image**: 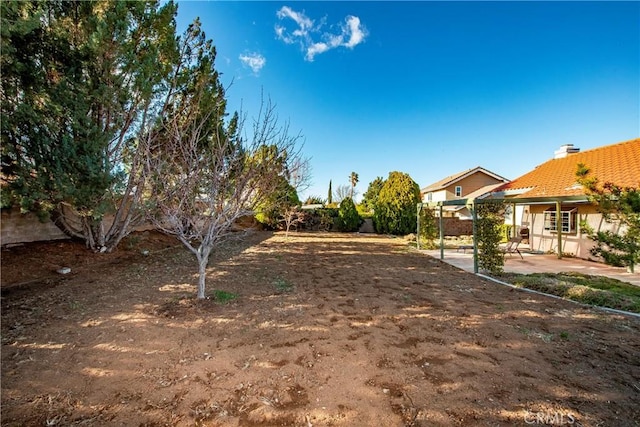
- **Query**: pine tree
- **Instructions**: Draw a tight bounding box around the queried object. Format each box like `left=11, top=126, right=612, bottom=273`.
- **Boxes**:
left=1, top=0, right=178, bottom=251
left=362, top=177, right=384, bottom=212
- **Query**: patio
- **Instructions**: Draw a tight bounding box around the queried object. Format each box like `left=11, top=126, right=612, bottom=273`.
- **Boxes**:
left=421, top=247, right=640, bottom=287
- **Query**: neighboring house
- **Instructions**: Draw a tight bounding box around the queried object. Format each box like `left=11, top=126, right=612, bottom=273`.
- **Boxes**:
left=491, top=138, right=640, bottom=259
left=421, top=166, right=509, bottom=219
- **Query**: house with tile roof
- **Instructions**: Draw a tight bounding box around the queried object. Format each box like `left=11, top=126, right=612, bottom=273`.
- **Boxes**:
left=491, top=138, right=640, bottom=260
left=420, top=166, right=509, bottom=220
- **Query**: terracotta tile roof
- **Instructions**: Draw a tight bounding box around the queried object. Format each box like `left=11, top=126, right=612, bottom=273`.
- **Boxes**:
left=494, top=138, right=640, bottom=198
left=421, top=166, right=508, bottom=192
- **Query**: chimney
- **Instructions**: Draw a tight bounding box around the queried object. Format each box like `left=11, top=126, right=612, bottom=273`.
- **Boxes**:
left=554, top=144, right=580, bottom=159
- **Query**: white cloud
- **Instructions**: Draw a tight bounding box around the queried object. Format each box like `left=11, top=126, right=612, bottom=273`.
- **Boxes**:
left=274, top=25, right=291, bottom=43
left=239, top=52, right=266, bottom=74
left=343, top=16, right=366, bottom=48
left=327, top=33, right=344, bottom=48
left=306, top=42, right=329, bottom=61
left=277, top=6, right=313, bottom=35
left=275, top=6, right=368, bottom=62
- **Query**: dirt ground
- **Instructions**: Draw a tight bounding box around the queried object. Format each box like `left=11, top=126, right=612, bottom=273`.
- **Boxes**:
left=1, top=230, right=639, bottom=426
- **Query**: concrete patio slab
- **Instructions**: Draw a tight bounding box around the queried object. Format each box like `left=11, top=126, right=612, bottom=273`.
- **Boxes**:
left=422, top=248, right=640, bottom=287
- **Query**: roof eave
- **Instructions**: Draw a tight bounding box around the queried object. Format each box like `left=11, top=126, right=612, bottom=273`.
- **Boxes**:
left=421, top=167, right=509, bottom=193
left=424, top=194, right=590, bottom=207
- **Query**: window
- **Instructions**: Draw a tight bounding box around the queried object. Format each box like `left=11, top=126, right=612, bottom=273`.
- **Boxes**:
left=427, top=193, right=432, bottom=202
left=543, top=207, right=577, bottom=233
left=455, top=186, right=462, bottom=197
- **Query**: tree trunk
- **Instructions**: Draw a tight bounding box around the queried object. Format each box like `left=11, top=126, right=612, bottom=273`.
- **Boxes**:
left=196, top=249, right=211, bottom=299
left=285, top=218, right=291, bottom=239
left=51, top=205, right=106, bottom=252
left=83, top=217, right=106, bottom=252
left=51, top=195, right=142, bottom=253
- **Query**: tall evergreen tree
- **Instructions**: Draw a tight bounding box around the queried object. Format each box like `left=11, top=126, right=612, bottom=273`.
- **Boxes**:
left=328, top=180, right=333, bottom=204
left=1, top=0, right=178, bottom=251
left=362, top=176, right=384, bottom=212
left=336, top=197, right=361, bottom=232
left=373, top=171, right=420, bottom=235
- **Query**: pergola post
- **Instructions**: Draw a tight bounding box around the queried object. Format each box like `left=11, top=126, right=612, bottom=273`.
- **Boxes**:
left=556, top=200, right=563, bottom=259
left=439, top=204, right=444, bottom=260
left=433, top=195, right=588, bottom=266
left=416, top=203, right=422, bottom=250
left=471, top=201, right=478, bottom=274
left=512, top=202, right=517, bottom=238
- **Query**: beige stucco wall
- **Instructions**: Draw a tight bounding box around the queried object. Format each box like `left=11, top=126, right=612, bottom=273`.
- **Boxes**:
left=1, top=207, right=156, bottom=246
left=1, top=207, right=69, bottom=245
left=423, top=172, right=506, bottom=203
left=523, top=203, right=623, bottom=260
left=426, top=189, right=449, bottom=203
left=444, top=173, right=504, bottom=199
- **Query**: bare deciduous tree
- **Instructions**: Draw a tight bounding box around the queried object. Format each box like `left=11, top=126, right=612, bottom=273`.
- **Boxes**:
left=282, top=157, right=312, bottom=238
left=333, top=184, right=356, bottom=204
left=145, top=100, right=305, bottom=299
left=282, top=206, right=303, bottom=237
left=142, top=23, right=305, bottom=299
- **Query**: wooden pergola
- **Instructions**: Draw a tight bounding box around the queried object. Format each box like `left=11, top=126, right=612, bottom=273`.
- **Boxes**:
left=417, top=194, right=590, bottom=273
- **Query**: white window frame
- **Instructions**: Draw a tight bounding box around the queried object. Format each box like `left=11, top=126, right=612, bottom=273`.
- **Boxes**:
left=543, top=207, right=577, bottom=233
left=455, top=186, right=462, bottom=197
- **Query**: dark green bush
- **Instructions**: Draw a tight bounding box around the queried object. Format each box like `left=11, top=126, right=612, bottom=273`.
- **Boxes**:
left=362, top=177, right=384, bottom=212
left=316, top=207, right=338, bottom=231
left=336, top=197, right=362, bottom=232
left=255, top=178, right=300, bottom=229
left=373, top=171, right=420, bottom=235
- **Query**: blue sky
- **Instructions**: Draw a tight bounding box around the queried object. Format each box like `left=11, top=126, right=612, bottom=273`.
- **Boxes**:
left=175, top=1, right=639, bottom=202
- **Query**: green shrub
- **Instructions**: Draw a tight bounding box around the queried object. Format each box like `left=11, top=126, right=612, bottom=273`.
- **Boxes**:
left=316, top=207, right=338, bottom=231
left=336, top=197, right=362, bottom=232
left=418, top=205, right=438, bottom=249
left=476, top=201, right=505, bottom=274
left=356, top=203, right=373, bottom=219
left=362, top=176, right=384, bottom=212
left=304, top=195, right=325, bottom=205
left=373, top=171, right=420, bottom=235
left=254, top=178, right=300, bottom=229
left=577, top=164, right=640, bottom=273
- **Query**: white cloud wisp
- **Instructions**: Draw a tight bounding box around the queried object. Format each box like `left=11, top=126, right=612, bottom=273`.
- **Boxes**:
left=239, top=52, right=266, bottom=74
left=275, top=6, right=368, bottom=61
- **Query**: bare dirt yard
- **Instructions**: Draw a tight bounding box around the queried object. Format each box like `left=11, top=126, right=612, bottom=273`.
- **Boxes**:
left=1, top=231, right=639, bottom=426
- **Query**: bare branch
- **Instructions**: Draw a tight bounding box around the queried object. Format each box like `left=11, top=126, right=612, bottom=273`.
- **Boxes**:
left=142, top=65, right=306, bottom=298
